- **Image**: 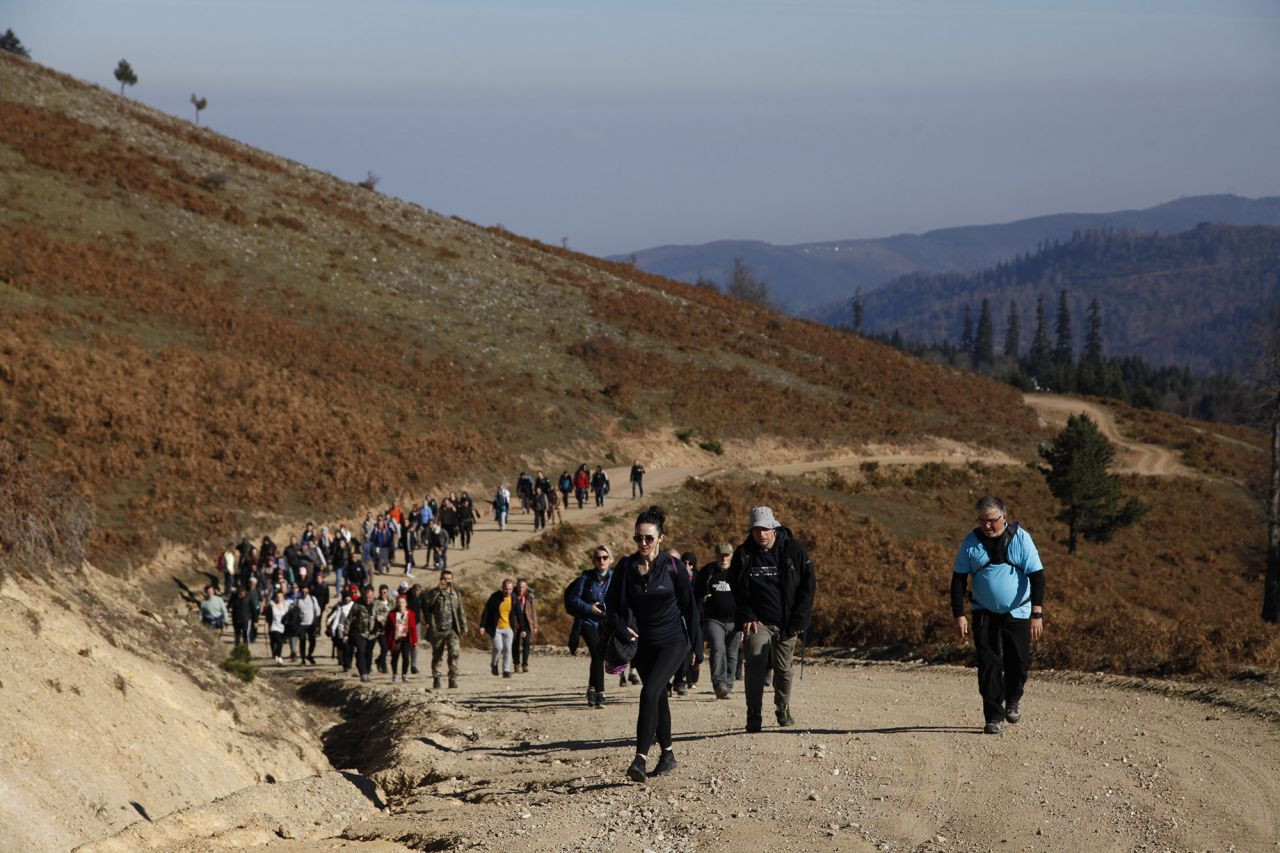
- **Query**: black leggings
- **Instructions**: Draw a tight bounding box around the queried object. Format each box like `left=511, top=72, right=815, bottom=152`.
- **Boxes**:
left=519, top=631, right=532, bottom=667
left=354, top=635, right=374, bottom=676
left=269, top=630, right=284, bottom=659
left=582, top=623, right=607, bottom=693
left=301, top=624, right=318, bottom=660
left=459, top=523, right=473, bottom=549
left=391, top=644, right=412, bottom=676
left=633, top=640, right=690, bottom=756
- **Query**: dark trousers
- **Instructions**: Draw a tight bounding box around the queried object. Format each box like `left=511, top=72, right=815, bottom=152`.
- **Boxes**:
left=337, top=638, right=353, bottom=670
left=575, top=488, right=587, bottom=508
left=354, top=635, right=375, bottom=676
left=233, top=623, right=249, bottom=646
left=375, top=632, right=388, bottom=670
left=301, top=623, right=318, bottom=660
left=391, top=644, right=412, bottom=676
left=459, top=523, right=473, bottom=549
left=518, top=631, right=532, bottom=667
left=972, top=610, right=1031, bottom=723
left=582, top=623, right=608, bottom=693
left=633, top=640, right=689, bottom=755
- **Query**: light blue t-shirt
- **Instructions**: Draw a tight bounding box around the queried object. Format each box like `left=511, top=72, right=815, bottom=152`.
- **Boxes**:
left=952, top=526, right=1043, bottom=618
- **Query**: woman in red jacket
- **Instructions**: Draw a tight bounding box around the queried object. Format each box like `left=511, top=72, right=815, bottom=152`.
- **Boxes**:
left=385, top=594, right=419, bottom=682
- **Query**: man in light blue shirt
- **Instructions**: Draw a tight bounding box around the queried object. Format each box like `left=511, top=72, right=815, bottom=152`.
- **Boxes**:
left=951, top=495, right=1045, bottom=734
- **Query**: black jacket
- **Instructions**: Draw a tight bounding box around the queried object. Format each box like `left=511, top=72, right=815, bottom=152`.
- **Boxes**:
left=481, top=590, right=522, bottom=635
left=728, top=525, right=816, bottom=636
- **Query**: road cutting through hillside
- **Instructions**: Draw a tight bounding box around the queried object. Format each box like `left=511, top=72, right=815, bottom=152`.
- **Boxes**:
left=1022, top=393, right=1195, bottom=477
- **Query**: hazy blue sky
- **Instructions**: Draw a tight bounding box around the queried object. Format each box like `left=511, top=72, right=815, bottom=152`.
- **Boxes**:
left=10, top=0, right=1280, bottom=254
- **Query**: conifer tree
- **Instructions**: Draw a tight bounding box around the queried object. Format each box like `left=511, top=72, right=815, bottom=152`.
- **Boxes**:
left=1028, top=294, right=1052, bottom=383
left=959, top=304, right=974, bottom=356
left=1054, top=288, right=1073, bottom=365
left=1004, top=300, right=1021, bottom=359
left=114, top=58, right=137, bottom=95
left=0, top=28, right=30, bottom=58
left=1039, top=413, right=1145, bottom=554
left=974, top=298, right=995, bottom=367
left=1083, top=298, right=1104, bottom=365
left=852, top=288, right=863, bottom=334
left=727, top=257, right=774, bottom=309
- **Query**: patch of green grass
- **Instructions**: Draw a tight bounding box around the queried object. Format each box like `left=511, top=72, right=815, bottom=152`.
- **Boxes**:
left=220, top=643, right=258, bottom=682
left=698, top=438, right=724, bottom=455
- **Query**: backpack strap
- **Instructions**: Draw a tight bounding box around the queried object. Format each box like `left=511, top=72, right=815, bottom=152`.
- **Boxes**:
left=973, top=522, right=1022, bottom=572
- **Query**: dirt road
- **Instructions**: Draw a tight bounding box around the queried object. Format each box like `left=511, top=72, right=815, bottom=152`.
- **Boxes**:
left=1022, top=394, right=1194, bottom=477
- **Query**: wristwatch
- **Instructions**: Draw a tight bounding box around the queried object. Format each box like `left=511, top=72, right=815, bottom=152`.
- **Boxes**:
left=1031, top=611, right=1043, bottom=619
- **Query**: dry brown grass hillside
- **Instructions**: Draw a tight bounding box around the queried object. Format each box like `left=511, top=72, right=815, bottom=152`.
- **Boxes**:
left=0, top=51, right=1042, bottom=568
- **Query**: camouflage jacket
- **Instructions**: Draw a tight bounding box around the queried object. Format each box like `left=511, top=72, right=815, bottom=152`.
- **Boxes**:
left=345, top=601, right=378, bottom=640
left=424, top=587, right=466, bottom=636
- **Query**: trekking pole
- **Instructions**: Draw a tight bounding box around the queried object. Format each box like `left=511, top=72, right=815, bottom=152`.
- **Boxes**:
left=798, top=630, right=808, bottom=682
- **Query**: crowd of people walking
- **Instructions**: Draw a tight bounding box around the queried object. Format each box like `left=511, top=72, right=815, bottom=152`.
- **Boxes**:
left=199, top=467, right=1044, bottom=786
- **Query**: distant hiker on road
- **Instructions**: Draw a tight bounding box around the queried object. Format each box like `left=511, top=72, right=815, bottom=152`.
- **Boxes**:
left=425, top=569, right=466, bottom=689
left=493, top=483, right=511, bottom=531
left=608, top=506, right=702, bottom=783
left=199, top=585, right=227, bottom=633
left=516, top=471, right=534, bottom=514
left=457, top=492, right=477, bottom=549
left=266, top=589, right=290, bottom=665
left=295, top=583, right=321, bottom=665
left=513, top=578, right=538, bottom=674
left=630, top=461, right=645, bottom=498
left=695, top=542, right=741, bottom=699
left=230, top=585, right=253, bottom=646
left=532, top=486, right=549, bottom=531
left=558, top=471, right=573, bottom=512
left=327, top=587, right=355, bottom=671
left=730, top=506, right=816, bottom=732
left=574, top=465, right=591, bottom=509
left=385, top=593, right=418, bottom=682
left=568, top=544, right=615, bottom=708
left=951, top=495, right=1045, bottom=735
left=481, top=578, right=518, bottom=678
left=346, top=586, right=378, bottom=682
left=548, top=485, right=564, bottom=526
left=591, top=465, right=610, bottom=507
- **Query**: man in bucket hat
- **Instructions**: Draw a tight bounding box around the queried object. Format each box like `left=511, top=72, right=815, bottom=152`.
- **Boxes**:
left=728, top=506, right=816, bottom=732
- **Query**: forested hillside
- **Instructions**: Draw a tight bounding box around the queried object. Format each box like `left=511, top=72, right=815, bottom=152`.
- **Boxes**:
left=847, top=224, right=1280, bottom=374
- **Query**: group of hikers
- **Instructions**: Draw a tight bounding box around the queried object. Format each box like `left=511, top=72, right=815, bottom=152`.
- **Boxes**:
left=561, top=494, right=1043, bottom=783
left=200, top=475, right=1045, bottom=785
left=492, top=462, right=644, bottom=531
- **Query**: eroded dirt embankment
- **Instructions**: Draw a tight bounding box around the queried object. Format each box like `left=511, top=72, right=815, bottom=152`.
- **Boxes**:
left=0, top=566, right=331, bottom=852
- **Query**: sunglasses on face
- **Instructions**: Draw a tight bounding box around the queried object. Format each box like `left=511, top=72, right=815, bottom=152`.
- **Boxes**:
left=632, top=534, right=657, bottom=544
left=592, top=555, right=610, bottom=562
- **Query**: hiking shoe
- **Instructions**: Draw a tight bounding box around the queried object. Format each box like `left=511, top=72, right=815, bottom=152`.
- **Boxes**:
left=746, top=716, right=763, bottom=733
left=587, top=687, right=597, bottom=707
left=675, top=683, right=688, bottom=697
left=652, top=751, right=677, bottom=776
left=411, top=666, right=419, bottom=675
left=714, top=688, right=730, bottom=700
left=629, top=671, right=641, bottom=685
left=984, top=720, right=1003, bottom=735
left=776, top=705, right=795, bottom=727
left=626, top=756, right=647, bottom=784
left=594, top=691, right=605, bottom=708
left=448, top=676, right=458, bottom=689
left=521, top=664, right=529, bottom=674
left=503, top=671, right=512, bottom=679
left=433, top=675, right=442, bottom=690
left=619, top=672, right=628, bottom=687
left=491, top=664, right=499, bottom=676
left=391, top=674, right=399, bottom=683
left=1004, top=702, right=1021, bottom=724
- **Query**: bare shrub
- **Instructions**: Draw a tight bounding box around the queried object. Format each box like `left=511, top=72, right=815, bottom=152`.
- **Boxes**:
left=197, top=171, right=228, bottom=191
left=0, top=440, right=95, bottom=576
left=357, top=171, right=379, bottom=191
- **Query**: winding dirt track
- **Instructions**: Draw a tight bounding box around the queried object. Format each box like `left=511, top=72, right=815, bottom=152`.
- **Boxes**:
left=1022, top=394, right=1193, bottom=477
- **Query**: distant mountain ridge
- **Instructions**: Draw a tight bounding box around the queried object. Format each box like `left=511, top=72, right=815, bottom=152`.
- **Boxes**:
left=616, top=194, right=1280, bottom=314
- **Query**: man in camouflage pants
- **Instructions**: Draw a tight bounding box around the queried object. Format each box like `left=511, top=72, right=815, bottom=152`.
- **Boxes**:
left=424, top=569, right=467, bottom=689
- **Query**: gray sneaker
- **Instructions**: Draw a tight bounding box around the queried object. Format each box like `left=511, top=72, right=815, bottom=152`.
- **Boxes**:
left=776, top=705, right=795, bottom=727
left=1004, top=702, right=1021, bottom=724
left=984, top=720, right=1003, bottom=735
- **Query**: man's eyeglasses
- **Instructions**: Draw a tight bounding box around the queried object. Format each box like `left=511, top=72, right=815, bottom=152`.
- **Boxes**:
left=978, top=515, right=1005, bottom=527
left=633, top=534, right=657, bottom=544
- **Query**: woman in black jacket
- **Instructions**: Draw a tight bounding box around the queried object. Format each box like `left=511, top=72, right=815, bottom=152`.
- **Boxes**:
left=606, top=505, right=702, bottom=783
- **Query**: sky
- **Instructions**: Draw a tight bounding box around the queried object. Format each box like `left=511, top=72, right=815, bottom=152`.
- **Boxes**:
left=8, top=0, right=1280, bottom=255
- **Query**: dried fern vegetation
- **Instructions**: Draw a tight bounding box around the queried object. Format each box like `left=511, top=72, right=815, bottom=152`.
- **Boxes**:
left=0, top=51, right=1041, bottom=567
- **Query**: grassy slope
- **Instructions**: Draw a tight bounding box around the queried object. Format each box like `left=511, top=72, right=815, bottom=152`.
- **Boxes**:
left=1, top=54, right=1275, bottom=679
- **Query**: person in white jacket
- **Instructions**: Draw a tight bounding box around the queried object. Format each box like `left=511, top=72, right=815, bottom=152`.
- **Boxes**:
left=327, top=589, right=355, bottom=672
left=296, top=585, right=322, bottom=666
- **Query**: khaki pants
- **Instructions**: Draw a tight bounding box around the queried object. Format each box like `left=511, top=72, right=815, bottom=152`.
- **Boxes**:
left=430, top=630, right=462, bottom=676
left=743, top=623, right=796, bottom=717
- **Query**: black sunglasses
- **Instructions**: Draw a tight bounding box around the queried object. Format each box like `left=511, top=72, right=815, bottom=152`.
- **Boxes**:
left=592, top=554, right=610, bottom=562
left=632, top=534, right=657, bottom=544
